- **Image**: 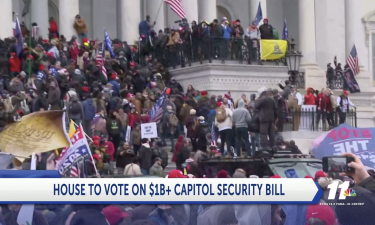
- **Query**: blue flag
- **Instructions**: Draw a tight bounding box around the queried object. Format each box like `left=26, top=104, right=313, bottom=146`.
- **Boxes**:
left=14, top=15, right=23, bottom=58
left=255, top=2, right=263, bottom=26
left=311, top=124, right=375, bottom=169
left=150, top=89, right=167, bottom=122
left=283, top=18, right=288, bottom=40
left=104, top=30, right=115, bottom=58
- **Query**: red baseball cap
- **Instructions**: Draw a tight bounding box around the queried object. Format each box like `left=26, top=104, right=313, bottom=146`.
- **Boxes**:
left=315, top=171, right=327, bottom=180
left=306, top=204, right=335, bottom=225
left=304, top=175, right=315, bottom=181
left=167, top=170, right=188, bottom=178
left=271, top=175, right=282, bottom=178
left=102, top=205, right=129, bottom=225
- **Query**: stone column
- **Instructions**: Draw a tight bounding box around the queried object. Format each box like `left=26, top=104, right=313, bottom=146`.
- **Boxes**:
left=181, top=0, right=198, bottom=23
left=119, top=0, right=141, bottom=44
left=59, top=0, right=80, bottom=40
left=31, top=0, right=49, bottom=38
left=147, top=0, right=165, bottom=32
left=0, top=0, right=13, bottom=39
left=345, top=0, right=367, bottom=70
left=298, top=0, right=317, bottom=66
left=198, top=0, right=217, bottom=23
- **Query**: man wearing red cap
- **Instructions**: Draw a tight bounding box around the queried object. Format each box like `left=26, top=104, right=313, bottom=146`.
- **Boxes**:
left=305, top=204, right=336, bottom=225
left=259, top=18, right=273, bottom=39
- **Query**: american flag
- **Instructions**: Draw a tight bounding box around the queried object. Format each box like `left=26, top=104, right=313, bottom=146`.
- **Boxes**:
left=70, top=165, right=79, bottom=177
left=346, top=45, right=360, bottom=76
left=96, top=43, right=107, bottom=80
left=165, top=0, right=186, bottom=18
left=211, top=122, right=216, bottom=146
left=150, top=89, right=167, bottom=123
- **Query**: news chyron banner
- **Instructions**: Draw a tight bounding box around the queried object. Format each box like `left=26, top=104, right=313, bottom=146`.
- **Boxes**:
left=0, top=172, right=322, bottom=204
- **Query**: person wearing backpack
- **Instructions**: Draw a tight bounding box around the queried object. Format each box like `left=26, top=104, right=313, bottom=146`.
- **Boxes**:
left=67, top=94, right=84, bottom=125
left=161, top=105, right=177, bottom=152
left=215, top=102, right=234, bottom=156
left=82, top=93, right=96, bottom=137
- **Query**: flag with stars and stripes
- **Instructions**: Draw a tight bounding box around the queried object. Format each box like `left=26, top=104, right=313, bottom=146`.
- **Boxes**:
left=165, top=0, right=186, bottom=18
left=56, top=125, right=96, bottom=177
left=346, top=45, right=360, bottom=76
left=150, top=88, right=167, bottom=123
left=96, top=43, right=107, bottom=80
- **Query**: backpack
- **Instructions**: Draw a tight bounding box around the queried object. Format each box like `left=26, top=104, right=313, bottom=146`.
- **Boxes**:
left=169, top=114, right=179, bottom=127
left=215, top=107, right=227, bottom=122
left=69, top=101, right=81, bottom=114
left=287, top=93, right=298, bottom=109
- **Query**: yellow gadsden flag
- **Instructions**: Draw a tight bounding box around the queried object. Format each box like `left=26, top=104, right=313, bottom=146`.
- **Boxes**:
left=260, top=39, right=288, bottom=60
left=68, top=120, right=76, bottom=139
left=0, top=111, right=70, bottom=158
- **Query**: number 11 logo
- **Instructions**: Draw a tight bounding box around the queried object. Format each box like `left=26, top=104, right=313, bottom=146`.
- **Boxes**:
left=327, top=180, right=356, bottom=200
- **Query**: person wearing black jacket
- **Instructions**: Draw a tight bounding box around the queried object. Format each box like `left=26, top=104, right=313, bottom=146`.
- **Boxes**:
left=210, top=19, right=223, bottom=58
left=259, top=18, right=273, bottom=39
left=191, top=21, right=199, bottom=61
left=254, top=90, right=277, bottom=151
left=231, top=19, right=244, bottom=59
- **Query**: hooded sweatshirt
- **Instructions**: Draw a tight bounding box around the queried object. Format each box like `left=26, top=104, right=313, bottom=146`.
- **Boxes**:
left=232, top=100, right=251, bottom=128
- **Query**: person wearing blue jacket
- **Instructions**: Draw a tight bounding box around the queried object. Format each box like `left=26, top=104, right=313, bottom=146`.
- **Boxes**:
left=82, top=93, right=96, bottom=137
left=108, top=75, right=121, bottom=97
left=139, top=15, right=155, bottom=42
left=221, top=17, right=232, bottom=58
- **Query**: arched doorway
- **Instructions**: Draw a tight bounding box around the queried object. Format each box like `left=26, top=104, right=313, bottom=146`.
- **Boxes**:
left=217, top=5, right=232, bottom=24
left=48, top=0, right=59, bottom=25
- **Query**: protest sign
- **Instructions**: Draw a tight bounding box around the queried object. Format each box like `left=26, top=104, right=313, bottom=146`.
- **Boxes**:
left=0, top=111, right=70, bottom=158
left=141, top=122, right=158, bottom=139
left=311, top=124, right=375, bottom=169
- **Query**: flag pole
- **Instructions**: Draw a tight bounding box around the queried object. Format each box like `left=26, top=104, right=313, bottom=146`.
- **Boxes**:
left=155, top=0, right=164, bottom=23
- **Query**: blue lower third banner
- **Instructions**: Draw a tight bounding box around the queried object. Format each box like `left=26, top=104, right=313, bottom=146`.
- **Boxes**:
left=0, top=177, right=322, bottom=204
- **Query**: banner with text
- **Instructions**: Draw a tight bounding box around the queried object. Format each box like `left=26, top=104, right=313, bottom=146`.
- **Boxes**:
left=311, top=124, right=375, bottom=169
left=0, top=111, right=70, bottom=158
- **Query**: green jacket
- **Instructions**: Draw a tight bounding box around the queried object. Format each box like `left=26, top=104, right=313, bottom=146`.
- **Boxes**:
left=149, top=164, right=164, bottom=177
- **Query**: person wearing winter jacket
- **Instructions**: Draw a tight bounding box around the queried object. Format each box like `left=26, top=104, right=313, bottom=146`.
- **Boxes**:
left=149, top=157, right=164, bottom=177
left=82, top=93, right=96, bottom=137
left=106, top=110, right=123, bottom=152
left=172, top=135, right=185, bottom=164
left=138, top=138, right=153, bottom=175
left=116, top=142, right=134, bottom=174
left=259, top=18, right=273, bottom=39
left=215, top=103, right=234, bottom=155
left=304, top=87, right=316, bottom=105
left=9, top=53, right=21, bottom=77
left=245, top=21, right=260, bottom=62
left=195, top=116, right=210, bottom=152
left=67, top=94, right=84, bottom=125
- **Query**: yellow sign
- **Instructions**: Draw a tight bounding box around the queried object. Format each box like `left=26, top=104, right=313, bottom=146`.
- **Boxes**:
left=260, top=39, right=288, bottom=60
left=0, top=111, right=70, bottom=158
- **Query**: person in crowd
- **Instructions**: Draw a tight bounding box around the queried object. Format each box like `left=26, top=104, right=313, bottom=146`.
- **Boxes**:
left=82, top=93, right=96, bottom=137
left=272, top=89, right=285, bottom=132
left=337, top=90, right=355, bottom=124
left=289, top=85, right=303, bottom=131
left=245, top=21, right=260, bottom=62
left=232, top=99, right=252, bottom=157
left=106, top=110, right=122, bottom=151
left=172, top=135, right=184, bottom=167
left=73, top=14, right=87, bottom=44
left=195, top=116, right=210, bottom=151
left=215, top=102, right=234, bottom=156
left=161, top=105, right=177, bottom=151
left=153, top=141, right=168, bottom=170
left=176, top=138, right=190, bottom=171
left=130, top=123, right=142, bottom=155
left=185, top=108, right=197, bottom=151
left=231, top=19, right=244, bottom=59
left=116, top=142, right=134, bottom=174
left=259, top=18, right=273, bottom=39
left=67, top=94, right=84, bottom=125
left=255, top=90, right=277, bottom=152
left=316, top=88, right=332, bottom=130
left=149, top=157, right=164, bottom=177
left=304, top=87, right=316, bottom=105
left=138, top=138, right=153, bottom=175
left=327, top=88, right=337, bottom=128
left=123, top=156, right=142, bottom=176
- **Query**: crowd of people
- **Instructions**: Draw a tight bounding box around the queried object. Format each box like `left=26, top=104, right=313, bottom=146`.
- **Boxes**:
left=1, top=153, right=375, bottom=225
left=0, top=12, right=366, bottom=225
